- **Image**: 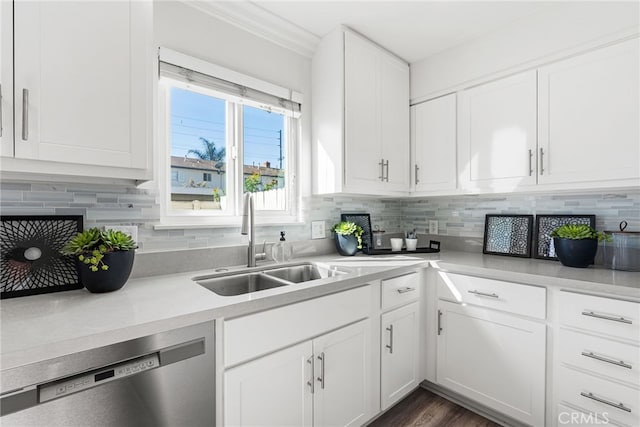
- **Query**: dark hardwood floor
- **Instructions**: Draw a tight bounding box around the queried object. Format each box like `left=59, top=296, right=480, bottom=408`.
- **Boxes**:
left=368, top=388, right=501, bottom=427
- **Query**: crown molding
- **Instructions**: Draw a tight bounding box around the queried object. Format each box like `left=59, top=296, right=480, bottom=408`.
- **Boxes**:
left=181, top=0, right=320, bottom=58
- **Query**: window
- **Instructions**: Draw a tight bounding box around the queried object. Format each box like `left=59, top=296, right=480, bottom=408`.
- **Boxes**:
left=158, top=49, right=301, bottom=225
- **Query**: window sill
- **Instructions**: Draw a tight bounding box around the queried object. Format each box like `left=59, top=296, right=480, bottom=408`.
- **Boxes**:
left=153, top=216, right=304, bottom=230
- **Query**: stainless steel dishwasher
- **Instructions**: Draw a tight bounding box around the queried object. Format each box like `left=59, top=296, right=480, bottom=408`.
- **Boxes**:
left=0, top=321, right=215, bottom=426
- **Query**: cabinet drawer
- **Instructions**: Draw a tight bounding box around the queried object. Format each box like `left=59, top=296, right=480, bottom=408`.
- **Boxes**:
left=437, top=272, right=546, bottom=319
left=557, top=366, right=639, bottom=427
left=381, top=272, right=419, bottom=310
left=559, top=292, right=640, bottom=343
left=559, top=328, right=640, bottom=387
left=225, top=285, right=371, bottom=367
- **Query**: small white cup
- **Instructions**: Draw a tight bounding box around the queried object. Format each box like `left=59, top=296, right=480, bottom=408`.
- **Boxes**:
left=405, top=238, right=418, bottom=251
left=390, top=238, right=403, bottom=252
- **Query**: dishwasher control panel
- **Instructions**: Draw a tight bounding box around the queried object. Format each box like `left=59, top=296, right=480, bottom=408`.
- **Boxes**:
left=39, top=353, right=160, bottom=403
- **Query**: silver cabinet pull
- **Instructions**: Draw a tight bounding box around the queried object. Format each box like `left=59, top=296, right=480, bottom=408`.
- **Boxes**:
left=385, top=325, right=394, bottom=354
left=317, top=352, right=325, bottom=389
left=580, top=392, right=631, bottom=413
left=539, top=148, right=544, bottom=175
left=581, top=351, right=632, bottom=369
left=306, top=356, right=315, bottom=394
left=414, top=164, right=420, bottom=185
left=528, top=149, right=533, bottom=176
left=397, top=287, right=416, bottom=294
left=468, top=289, right=499, bottom=299
left=22, top=89, right=29, bottom=141
left=437, top=309, right=443, bottom=335
left=378, top=159, right=385, bottom=181
left=383, top=159, right=389, bottom=182
left=581, top=311, right=632, bottom=324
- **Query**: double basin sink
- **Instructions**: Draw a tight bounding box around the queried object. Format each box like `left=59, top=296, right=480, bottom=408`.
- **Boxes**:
left=192, top=262, right=349, bottom=296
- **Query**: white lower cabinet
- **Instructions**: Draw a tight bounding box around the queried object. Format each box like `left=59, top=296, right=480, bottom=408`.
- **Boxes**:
left=225, top=341, right=313, bottom=427
left=381, top=301, right=420, bottom=410
left=224, top=319, right=372, bottom=427
left=436, top=300, right=546, bottom=426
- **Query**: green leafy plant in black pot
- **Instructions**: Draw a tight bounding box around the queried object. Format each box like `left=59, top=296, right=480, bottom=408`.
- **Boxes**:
left=61, top=228, right=137, bottom=293
left=550, top=224, right=610, bottom=268
left=332, top=221, right=363, bottom=256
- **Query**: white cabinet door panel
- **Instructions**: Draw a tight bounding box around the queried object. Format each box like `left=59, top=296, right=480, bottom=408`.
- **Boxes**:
left=0, top=0, right=13, bottom=158
left=459, top=70, right=537, bottom=190
left=314, top=319, right=371, bottom=427
left=538, top=38, right=640, bottom=185
left=437, top=300, right=546, bottom=426
left=380, top=52, right=410, bottom=191
left=412, top=94, right=457, bottom=193
left=13, top=1, right=148, bottom=170
left=224, top=341, right=313, bottom=427
left=344, top=31, right=382, bottom=190
left=381, top=302, right=420, bottom=410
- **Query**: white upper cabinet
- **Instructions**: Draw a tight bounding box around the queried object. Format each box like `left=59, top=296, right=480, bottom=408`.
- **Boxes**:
left=538, top=37, right=640, bottom=185
left=3, top=1, right=152, bottom=181
left=458, top=70, right=538, bottom=192
left=411, top=93, right=457, bottom=194
left=0, top=1, right=13, bottom=158
left=313, top=27, right=410, bottom=196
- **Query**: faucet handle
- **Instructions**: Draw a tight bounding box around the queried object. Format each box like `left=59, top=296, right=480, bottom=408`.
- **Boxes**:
left=256, top=240, right=267, bottom=261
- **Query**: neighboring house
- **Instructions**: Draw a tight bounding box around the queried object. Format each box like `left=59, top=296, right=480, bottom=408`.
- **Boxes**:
left=170, top=156, right=284, bottom=201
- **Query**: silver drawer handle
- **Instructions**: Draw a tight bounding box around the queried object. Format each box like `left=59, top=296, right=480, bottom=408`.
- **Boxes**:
left=397, top=287, right=416, bottom=294
left=386, top=325, right=393, bottom=354
left=22, top=89, right=29, bottom=141
left=581, top=352, right=632, bottom=369
left=581, top=311, right=632, bottom=324
left=468, top=289, right=499, bottom=299
left=580, top=392, right=631, bottom=413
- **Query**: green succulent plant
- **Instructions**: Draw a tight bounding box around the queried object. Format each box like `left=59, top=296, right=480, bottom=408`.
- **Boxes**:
left=550, top=224, right=611, bottom=242
left=61, top=228, right=137, bottom=272
left=332, top=221, right=364, bottom=249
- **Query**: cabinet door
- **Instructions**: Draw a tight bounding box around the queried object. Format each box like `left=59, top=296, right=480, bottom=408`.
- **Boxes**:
left=13, top=1, right=149, bottom=170
left=0, top=0, right=12, bottom=158
left=459, top=70, right=537, bottom=191
left=224, top=341, right=313, bottom=427
left=344, top=31, right=383, bottom=191
left=437, top=300, right=546, bottom=426
left=412, top=94, right=457, bottom=193
left=381, top=302, right=420, bottom=410
left=380, top=52, right=410, bottom=191
left=313, top=319, right=372, bottom=427
left=538, top=38, right=640, bottom=185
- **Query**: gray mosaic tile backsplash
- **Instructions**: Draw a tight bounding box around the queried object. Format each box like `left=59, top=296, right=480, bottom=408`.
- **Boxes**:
left=1, top=180, right=638, bottom=253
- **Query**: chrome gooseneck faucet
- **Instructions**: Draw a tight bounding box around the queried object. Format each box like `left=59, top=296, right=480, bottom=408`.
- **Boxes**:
left=241, top=193, right=266, bottom=267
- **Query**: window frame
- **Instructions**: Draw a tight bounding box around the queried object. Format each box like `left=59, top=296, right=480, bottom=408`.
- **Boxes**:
left=156, top=51, right=301, bottom=228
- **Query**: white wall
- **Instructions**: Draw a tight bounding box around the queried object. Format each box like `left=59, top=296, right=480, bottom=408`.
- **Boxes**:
left=410, top=1, right=640, bottom=102
left=154, top=1, right=313, bottom=196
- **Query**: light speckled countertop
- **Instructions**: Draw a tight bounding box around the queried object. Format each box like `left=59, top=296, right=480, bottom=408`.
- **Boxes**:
left=1, top=251, right=638, bottom=371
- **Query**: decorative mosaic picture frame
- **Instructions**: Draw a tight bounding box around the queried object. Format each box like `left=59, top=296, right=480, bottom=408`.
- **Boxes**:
left=1, top=215, right=83, bottom=299
left=483, top=214, right=534, bottom=258
left=340, top=213, right=372, bottom=252
left=534, top=214, right=596, bottom=260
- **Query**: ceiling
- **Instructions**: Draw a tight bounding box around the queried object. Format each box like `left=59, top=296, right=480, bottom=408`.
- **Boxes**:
left=247, top=1, right=565, bottom=63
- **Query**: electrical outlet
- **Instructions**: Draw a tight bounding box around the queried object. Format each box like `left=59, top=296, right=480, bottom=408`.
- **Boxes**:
left=311, top=221, right=325, bottom=239
left=106, top=225, right=138, bottom=244
left=429, top=220, right=438, bottom=235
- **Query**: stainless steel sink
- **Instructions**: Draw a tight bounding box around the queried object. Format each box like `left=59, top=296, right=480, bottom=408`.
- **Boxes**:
left=263, top=263, right=346, bottom=283
left=193, top=262, right=349, bottom=296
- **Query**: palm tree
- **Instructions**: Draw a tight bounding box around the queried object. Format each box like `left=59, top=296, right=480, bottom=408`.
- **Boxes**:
left=187, top=137, right=226, bottom=162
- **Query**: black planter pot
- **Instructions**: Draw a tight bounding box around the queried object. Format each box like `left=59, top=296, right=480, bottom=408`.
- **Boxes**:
left=553, top=238, right=598, bottom=268
left=76, top=250, right=135, bottom=293
left=334, top=234, right=359, bottom=256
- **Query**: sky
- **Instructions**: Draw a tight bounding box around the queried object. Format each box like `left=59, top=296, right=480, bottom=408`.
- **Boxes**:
left=170, top=86, right=285, bottom=168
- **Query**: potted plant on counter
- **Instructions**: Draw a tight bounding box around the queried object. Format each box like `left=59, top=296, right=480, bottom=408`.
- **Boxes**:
left=332, top=221, right=363, bottom=256
left=550, top=224, right=610, bottom=268
left=61, top=228, right=137, bottom=293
